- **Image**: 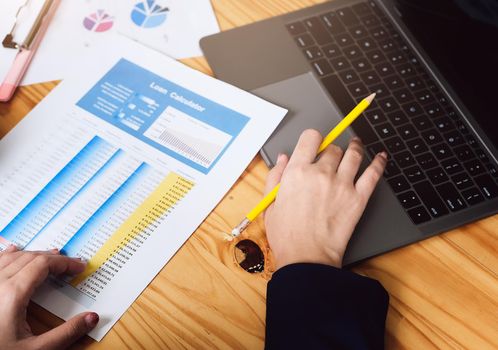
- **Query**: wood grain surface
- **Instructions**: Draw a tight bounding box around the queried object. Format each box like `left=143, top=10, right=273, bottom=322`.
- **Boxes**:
left=1, top=0, right=497, bottom=349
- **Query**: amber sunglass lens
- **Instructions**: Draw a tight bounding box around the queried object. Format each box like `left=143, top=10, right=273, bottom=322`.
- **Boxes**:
left=234, top=239, right=265, bottom=273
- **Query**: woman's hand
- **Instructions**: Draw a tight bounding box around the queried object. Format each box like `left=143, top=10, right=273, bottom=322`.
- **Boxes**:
left=264, top=129, right=387, bottom=269
left=0, top=246, right=99, bottom=350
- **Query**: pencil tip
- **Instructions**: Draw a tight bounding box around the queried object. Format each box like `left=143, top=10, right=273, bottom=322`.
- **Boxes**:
left=365, top=93, right=376, bottom=103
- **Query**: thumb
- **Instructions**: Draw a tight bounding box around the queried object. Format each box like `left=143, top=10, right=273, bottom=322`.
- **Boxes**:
left=32, top=312, right=99, bottom=349
left=265, top=153, right=289, bottom=195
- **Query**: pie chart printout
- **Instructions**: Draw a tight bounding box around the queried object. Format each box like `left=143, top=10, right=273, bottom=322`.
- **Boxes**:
left=83, top=10, right=114, bottom=32
left=131, top=0, right=169, bottom=28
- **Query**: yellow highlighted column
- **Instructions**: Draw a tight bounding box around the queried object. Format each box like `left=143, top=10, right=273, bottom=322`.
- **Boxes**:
left=72, top=172, right=194, bottom=286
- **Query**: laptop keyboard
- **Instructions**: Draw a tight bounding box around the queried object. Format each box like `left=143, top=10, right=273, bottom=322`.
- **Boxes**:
left=286, top=0, right=498, bottom=225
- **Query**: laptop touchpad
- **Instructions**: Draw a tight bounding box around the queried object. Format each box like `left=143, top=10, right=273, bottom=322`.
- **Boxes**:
left=252, top=72, right=352, bottom=166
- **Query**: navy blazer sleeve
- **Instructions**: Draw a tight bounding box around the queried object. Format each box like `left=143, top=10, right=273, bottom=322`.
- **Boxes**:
left=265, top=263, right=389, bottom=350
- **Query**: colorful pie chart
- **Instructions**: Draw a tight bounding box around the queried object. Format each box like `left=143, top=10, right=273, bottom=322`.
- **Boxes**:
left=131, top=0, right=169, bottom=28
left=83, top=10, right=114, bottom=32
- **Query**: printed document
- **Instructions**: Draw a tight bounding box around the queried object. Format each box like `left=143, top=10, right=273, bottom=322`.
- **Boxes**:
left=0, top=44, right=286, bottom=340
left=0, top=0, right=220, bottom=85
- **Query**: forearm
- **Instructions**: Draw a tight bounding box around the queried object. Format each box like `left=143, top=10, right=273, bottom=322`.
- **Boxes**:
left=265, top=263, right=389, bottom=350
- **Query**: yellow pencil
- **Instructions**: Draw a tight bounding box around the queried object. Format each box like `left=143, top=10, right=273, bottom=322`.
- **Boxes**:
left=230, top=93, right=377, bottom=238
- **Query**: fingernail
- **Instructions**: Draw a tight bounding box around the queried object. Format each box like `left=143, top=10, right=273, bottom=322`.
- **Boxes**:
left=378, top=151, right=388, bottom=160
left=85, top=312, right=99, bottom=328
left=50, top=248, right=60, bottom=254
left=277, top=153, right=286, bottom=163
left=75, top=257, right=88, bottom=264
left=351, top=136, right=361, bottom=142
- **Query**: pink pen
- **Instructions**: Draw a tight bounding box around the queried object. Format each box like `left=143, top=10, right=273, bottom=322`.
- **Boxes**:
left=0, top=0, right=60, bottom=102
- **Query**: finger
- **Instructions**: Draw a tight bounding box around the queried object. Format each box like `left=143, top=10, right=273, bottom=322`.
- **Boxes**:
left=355, top=152, right=388, bottom=200
left=265, top=153, right=289, bottom=195
left=3, top=244, right=18, bottom=253
left=31, top=312, right=99, bottom=350
left=287, top=129, right=322, bottom=166
left=337, top=137, right=365, bottom=180
left=14, top=255, right=86, bottom=298
left=0, top=249, right=60, bottom=279
left=316, top=144, right=343, bottom=172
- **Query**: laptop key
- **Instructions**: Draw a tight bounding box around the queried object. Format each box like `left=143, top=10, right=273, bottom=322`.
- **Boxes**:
left=339, top=69, right=360, bottom=84
left=384, top=75, right=403, bottom=90
left=415, top=90, right=434, bottom=105
left=362, top=15, right=380, bottom=28
left=462, top=187, right=484, bottom=206
left=336, top=33, right=355, bottom=47
left=330, top=56, right=351, bottom=71
left=385, top=159, right=401, bottom=177
left=287, top=22, right=306, bottom=35
left=475, top=174, right=498, bottom=199
left=370, top=83, right=389, bottom=99
left=295, top=34, right=314, bottom=47
left=352, top=3, right=372, bottom=17
left=396, top=64, right=417, bottom=78
left=425, top=103, right=445, bottom=117
left=357, top=38, right=377, bottom=51
left=475, top=148, right=489, bottom=162
left=452, top=172, right=473, bottom=190
left=464, top=159, right=485, bottom=176
left=432, top=143, right=453, bottom=160
left=436, top=183, right=466, bottom=211
left=375, top=62, right=395, bottom=77
left=375, top=122, right=396, bottom=138
left=404, top=165, right=426, bottom=183
left=402, top=102, right=423, bottom=117
left=393, top=88, right=414, bottom=104
left=304, top=17, right=334, bottom=45
left=350, top=57, right=371, bottom=72
left=321, top=74, right=356, bottom=113
left=348, top=82, right=369, bottom=98
left=353, top=118, right=379, bottom=145
left=303, top=46, right=324, bottom=60
left=370, top=26, right=388, bottom=40
left=407, top=206, right=431, bottom=224
left=405, top=77, right=425, bottom=92
left=394, top=151, right=416, bottom=168
left=427, top=167, right=448, bottom=185
left=350, top=25, right=369, bottom=39
left=343, top=45, right=362, bottom=60
left=388, top=110, right=408, bottom=126
left=312, top=59, right=333, bottom=76
left=485, top=163, right=498, bottom=178
left=365, top=49, right=385, bottom=64
left=378, top=97, right=398, bottom=113
left=336, top=8, right=360, bottom=25
left=441, top=157, right=463, bottom=175
left=406, top=138, right=428, bottom=154
left=434, top=116, right=455, bottom=132
left=444, top=130, right=465, bottom=147
left=398, top=190, right=421, bottom=209
left=365, top=109, right=385, bottom=125
left=320, top=12, right=346, bottom=34
left=416, top=152, right=438, bottom=170
left=323, top=43, right=341, bottom=58
left=360, top=71, right=381, bottom=85
left=388, top=175, right=411, bottom=193
left=455, top=120, right=470, bottom=135
left=454, top=145, right=474, bottom=161
left=413, top=181, right=449, bottom=218
left=385, top=136, right=405, bottom=153
left=397, top=124, right=418, bottom=139
left=421, top=129, right=443, bottom=145
left=465, top=135, right=479, bottom=148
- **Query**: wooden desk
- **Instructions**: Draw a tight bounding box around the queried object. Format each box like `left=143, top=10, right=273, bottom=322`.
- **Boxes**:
left=1, top=0, right=497, bottom=348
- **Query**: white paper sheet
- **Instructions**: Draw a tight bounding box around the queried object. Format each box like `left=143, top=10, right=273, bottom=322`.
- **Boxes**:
left=0, top=0, right=220, bottom=86
left=116, top=0, right=220, bottom=58
left=0, top=38, right=287, bottom=340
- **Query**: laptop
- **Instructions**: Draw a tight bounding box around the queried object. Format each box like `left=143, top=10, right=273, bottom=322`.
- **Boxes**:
left=200, top=0, right=498, bottom=265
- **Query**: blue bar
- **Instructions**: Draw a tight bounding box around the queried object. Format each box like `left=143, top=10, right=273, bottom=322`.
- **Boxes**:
left=61, top=163, right=149, bottom=257
left=0, top=136, right=116, bottom=247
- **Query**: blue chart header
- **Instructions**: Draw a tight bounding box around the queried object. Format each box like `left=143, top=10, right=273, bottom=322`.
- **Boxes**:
left=77, top=59, right=250, bottom=174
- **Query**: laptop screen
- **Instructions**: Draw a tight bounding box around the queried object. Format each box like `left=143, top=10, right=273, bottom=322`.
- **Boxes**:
left=394, top=0, right=498, bottom=149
